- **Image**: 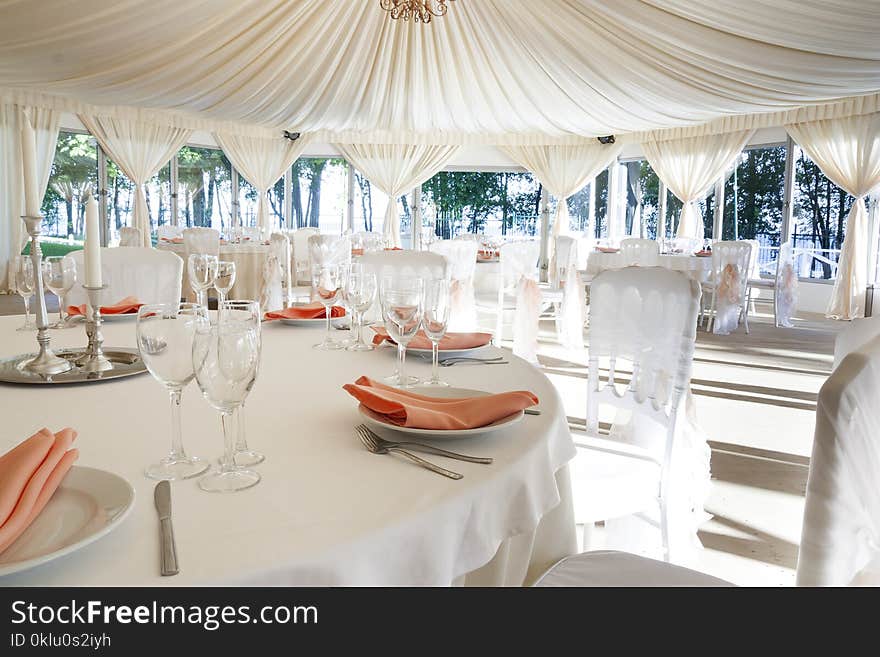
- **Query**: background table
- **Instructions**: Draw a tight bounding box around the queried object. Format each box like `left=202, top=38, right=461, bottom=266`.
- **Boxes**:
left=158, top=242, right=269, bottom=301
left=585, top=251, right=713, bottom=282
left=0, top=317, right=576, bottom=586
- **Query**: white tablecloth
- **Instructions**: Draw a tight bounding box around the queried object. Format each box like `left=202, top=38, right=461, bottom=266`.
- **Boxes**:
left=157, top=242, right=269, bottom=301
left=585, top=252, right=713, bottom=282
left=0, top=316, right=576, bottom=586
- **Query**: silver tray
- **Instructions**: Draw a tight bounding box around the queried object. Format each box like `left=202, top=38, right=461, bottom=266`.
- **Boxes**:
left=0, top=348, right=147, bottom=385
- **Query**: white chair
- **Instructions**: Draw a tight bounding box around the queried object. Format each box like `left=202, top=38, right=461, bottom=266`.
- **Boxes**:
left=429, top=239, right=479, bottom=331
left=541, top=235, right=580, bottom=347
left=620, top=238, right=660, bottom=267
left=700, top=240, right=752, bottom=334
left=535, top=550, right=732, bottom=587
left=119, top=226, right=142, bottom=247
left=575, top=266, right=703, bottom=563
left=182, top=227, right=220, bottom=258
left=67, top=247, right=183, bottom=308
left=308, top=234, right=351, bottom=270
left=260, top=232, right=292, bottom=312
left=475, top=241, right=538, bottom=352
left=832, top=313, right=880, bottom=370
left=745, top=240, right=798, bottom=328
left=358, top=250, right=448, bottom=323
left=290, top=227, right=319, bottom=284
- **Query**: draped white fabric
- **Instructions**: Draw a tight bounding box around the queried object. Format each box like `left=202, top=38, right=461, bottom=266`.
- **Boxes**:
left=786, top=113, right=880, bottom=320
left=642, top=130, right=754, bottom=240
left=0, top=2, right=878, bottom=144
left=214, top=133, right=308, bottom=234
left=502, top=142, right=623, bottom=245
left=79, top=115, right=190, bottom=247
left=336, top=144, right=459, bottom=248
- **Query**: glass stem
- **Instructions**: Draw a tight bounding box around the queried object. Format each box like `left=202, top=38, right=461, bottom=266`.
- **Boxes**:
left=325, top=305, right=332, bottom=343
left=220, top=410, right=236, bottom=473
left=23, top=296, right=31, bottom=325
left=235, top=402, right=248, bottom=453
left=431, top=340, right=440, bottom=383
left=57, top=292, right=65, bottom=325
left=397, top=340, right=406, bottom=385
left=353, top=310, right=363, bottom=345
left=168, top=388, right=185, bottom=460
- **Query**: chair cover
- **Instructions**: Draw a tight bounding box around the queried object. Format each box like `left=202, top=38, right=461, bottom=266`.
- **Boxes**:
left=620, top=238, right=660, bottom=267
left=119, top=226, right=142, bottom=247
left=358, top=251, right=448, bottom=323
left=498, top=241, right=541, bottom=364
left=710, top=241, right=752, bottom=335
left=429, top=240, right=478, bottom=331
left=308, top=234, right=351, bottom=270
left=798, top=334, right=880, bottom=586
left=552, top=235, right=584, bottom=352
left=67, top=247, right=182, bottom=308
left=260, top=232, right=291, bottom=312
left=775, top=241, right=798, bottom=328
left=182, top=227, right=220, bottom=258
left=833, top=314, right=880, bottom=370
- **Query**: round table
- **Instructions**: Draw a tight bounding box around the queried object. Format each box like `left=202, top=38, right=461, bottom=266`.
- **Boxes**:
left=157, top=242, right=269, bottom=301
left=0, top=316, right=575, bottom=586
left=585, top=251, right=713, bottom=282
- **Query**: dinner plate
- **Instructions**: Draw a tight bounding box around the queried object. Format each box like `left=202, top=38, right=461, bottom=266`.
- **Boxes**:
left=358, top=386, right=524, bottom=440
left=100, top=311, right=139, bottom=322
left=0, top=466, right=135, bottom=577
left=406, top=344, right=493, bottom=357
left=278, top=316, right=348, bottom=328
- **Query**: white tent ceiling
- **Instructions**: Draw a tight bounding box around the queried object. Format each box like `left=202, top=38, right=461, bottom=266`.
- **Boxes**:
left=0, top=0, right=879, bottom=143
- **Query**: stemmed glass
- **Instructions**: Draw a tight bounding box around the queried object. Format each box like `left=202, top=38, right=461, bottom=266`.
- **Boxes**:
left=214, top=261, right=236, bottom=308
left=380, top=276, right=423, bottom=388
left=192, top=305, right=262, bottom=493
left=188, top=253, right=218, bottom=309
left=42, top=255, right=77, bottom=328
left=312, top=263, right=343, bottom=350
left=422, top=279, right=450, bottom=387
left=13, top=255, right=35, bottom=331
left=220, top=300, right=265, bottom=468
left=137, top=303, right=210, bottom=480
left=344, top=263, right=377, bottom=352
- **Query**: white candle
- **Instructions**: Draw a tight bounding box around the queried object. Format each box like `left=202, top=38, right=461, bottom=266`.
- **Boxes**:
left=84, top=195, right=102, bottom=287
left=20, top=114, right=41, bottom=217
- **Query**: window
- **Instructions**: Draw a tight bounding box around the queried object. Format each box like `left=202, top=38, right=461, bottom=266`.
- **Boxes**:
left=43, top=131, right=97, bottom=242
left=177, top=146, right=232, bottom=231
left=107, top=160, right=170, bottom=242
left=238, top=177, right=284, bottom=231
left=292, top=158, right=347, bottom=232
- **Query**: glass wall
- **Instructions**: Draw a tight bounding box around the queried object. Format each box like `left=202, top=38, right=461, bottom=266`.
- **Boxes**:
left=177, top=146, right=232, bottom=232
left=42, top=131, right=97, bottom=243
left=292, top=158, right=347, bottom=232
left=106, top=160, right=171, bottom=242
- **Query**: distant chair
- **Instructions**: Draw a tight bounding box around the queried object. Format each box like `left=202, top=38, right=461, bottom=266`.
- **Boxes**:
left=182, top=227, right=220, bottom=258
left=68, top=247, right=182, bottom=307
left=700, top=240, right=753, bottom=334
left=260, top=232, right=292, bottom=312
left=290, top=227, right=319, bottom=285
left=119, top=226, right=142, bottom=247
left=157, top=225, right=183, bottom=242
left=429, top=239, right=479, bottom=331
left=620, top=238, right=660, bottom=267
left=745, top=240, right=798, bottom=328
left=358, top=250, right=448, bottom=323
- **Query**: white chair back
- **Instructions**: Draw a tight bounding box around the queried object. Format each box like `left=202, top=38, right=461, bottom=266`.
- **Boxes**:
left=67, top=247, right=183, bottom=307
left=710, top=240, right=752, bottom=288
left=291, top=228, right=319, bottom=283
left=119, top=226, right=142, bottom=247
left=744, top=239, right=762, bottom=280
left=429, top=239, right=479, bottom=331
left=183, top=227, right=220, bottom=259
left=260, top=232, right=292, bottom=311
left=620, top=238, right=660, bottom=267
left=775, top=240, right=798, bottom=328
left=358, top=251, right=448, bottom=323
left=552, top=235, right=579, bottom=286
left=499, top=240, right=540, bottom=293
left=308, top=234, right=351, bottom=271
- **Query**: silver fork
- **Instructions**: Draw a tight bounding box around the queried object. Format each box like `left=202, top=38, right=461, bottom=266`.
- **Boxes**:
left=356, top=425, right=463, bottom=480
left=359, top=424, right=492, bottom=464
left=440, top=357, right=509, bottom=367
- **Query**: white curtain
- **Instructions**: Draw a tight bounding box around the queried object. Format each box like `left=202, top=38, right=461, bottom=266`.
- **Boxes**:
left=214, top=133, right=308, bottom=234
left=502, top=142, right=623, bottom=244
left=0, top=105, right=60, bottom=291
left=336, top=143, right=459, bottom=248
left=787, top=112, right=880, bottom=320
left=80, top=115, right=190, bottom=247
left=642, top=130, right=754, bottom=241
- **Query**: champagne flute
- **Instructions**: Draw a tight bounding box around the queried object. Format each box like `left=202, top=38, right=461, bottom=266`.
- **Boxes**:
left=42, top=255, right=77, bottom=329
left=188, top=253, right=218, bottom=308
left=14, top=255, right=35, bottom=331
left=312, top=263, right=343, bottom=350
left=380, top=276, right=423, bottom=388
left=422, top=279, right=450, bottom=386
left=137, top=303, right=210, bottom=480
left=214, top=261, right=236, bottom=307
left=344, top=264, right=377, bottom=352
left=220, top=300, right=265, bottom=468
left=192, top=308, right=261, bottom=493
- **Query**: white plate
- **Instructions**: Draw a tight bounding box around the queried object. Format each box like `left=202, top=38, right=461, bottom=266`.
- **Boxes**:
left=0, top=466, right=135, bottom=577
left=278, top=316, right=348, bottom=328
left=406, top=344, right=493, bottom=357
left=358, top=386, right=524, bottom=440
left=68, top=312, right=138, bottom=323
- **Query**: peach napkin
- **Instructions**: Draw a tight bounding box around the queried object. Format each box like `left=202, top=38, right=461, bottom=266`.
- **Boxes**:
left=159, top=237, right=183, bottom=244
left=67, top=295, right=142, bottom=317
left=343, top=376, right=537, bottom=430
left=0, top=428, right=79, bottom=554
left=351, top=248, right=365, bottom=256
left=596, top=246, right=619, bottom=253
left=371, top=326, right=492, bottom=351
left=264, top=302, right=346, bottom=321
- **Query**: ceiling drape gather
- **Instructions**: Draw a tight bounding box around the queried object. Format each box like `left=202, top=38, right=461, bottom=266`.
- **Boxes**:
left=642, top=130, right=754, bottom=241
left=787, top=112, right=880, bottom=320
left=79, top=115, right=190, bottom=247
left=214, top=133, right=309, bottom=235
left=336, top=144, right=459, bottom=248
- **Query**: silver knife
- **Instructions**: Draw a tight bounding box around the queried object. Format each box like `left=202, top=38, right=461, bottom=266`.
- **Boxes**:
left=154, top=481, right=179, bottom=576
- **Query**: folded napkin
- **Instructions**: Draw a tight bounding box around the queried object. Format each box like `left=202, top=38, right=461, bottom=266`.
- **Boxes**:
left=343, top=376, right=537, bottom=430
left=694, top=250, right=712, bottom=257
left=67, top=295, right=142, bottom=317
left=0, top=428, right=79, bottom=554
left=159, top=237, right=183, bottom=244
left=371, top=326, right=492, bottom=351
left=351, top=248, right=365, bottom=256
left=596, top=247, right=619, bottom=254
left=264, top=302, right=346, bottom=321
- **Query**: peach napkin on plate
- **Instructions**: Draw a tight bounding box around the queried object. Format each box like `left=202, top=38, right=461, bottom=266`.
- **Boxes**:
left=0, top=428, right=79, bottom=554
left=264, top=302, right=346, bottom=321
left=343, top=376, right=537, bottom=430
left=67, top=295, right=142, bottom=317
left=371, top=326, right=492, bottom=351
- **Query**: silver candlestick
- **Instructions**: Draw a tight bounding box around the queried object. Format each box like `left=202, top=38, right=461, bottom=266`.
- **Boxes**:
left=20, top=215, right=73, bottom=376
left=74, top=284, right=114, bottom=373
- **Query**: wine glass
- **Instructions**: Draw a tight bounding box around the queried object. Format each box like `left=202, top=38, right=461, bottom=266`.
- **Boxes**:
left=13, top=255, right=35, bottom=331
left=380, top=276, right=423, bottom=388
left=344, top=263, right=377, bottom=352
left=192, top=308, right=262, bottom=493
left=312, top=263, right=343, bottom=350
left=214, top=261, right=236, bottom=307
left=422, top=279, right=450, bottom=386
left=188, top=253, right=218, bottom=308
left=42, top=255, right=77, bottom=329
left=137, top=303, right=210, bottom=480
left=220, top=300, right=265, bottom=468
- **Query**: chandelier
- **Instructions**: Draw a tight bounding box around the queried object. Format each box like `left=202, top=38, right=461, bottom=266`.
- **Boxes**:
left=379, top=0, right=455, bottom=23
